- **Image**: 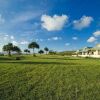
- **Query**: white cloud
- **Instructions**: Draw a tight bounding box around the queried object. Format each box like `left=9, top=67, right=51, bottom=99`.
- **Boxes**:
left=5, top=34, right=9, bottom=37
left=35, top=38, right=44, bottom=42
left=3, top=35, right=9, bottom=41
left=65, top=43, right=70, bottom=46
left=20, top=40, right=29, bottom=45
left=10, top=36, right=14, bottom=39
left=35, top=39, right=39, bottom=42
left=0, top=34, right=19, bottom=51
left=11, top=10, right=43, bottom=24
left=52, top=37, right=62, bottom=40
left=3, top=34, right=15, bottom=41
left=48, top=37, right=62, bottom=41
left=72, top=37, right=78, bottom=40
left=47, top=38, right=50, bottom=41
left=39, top=39, right=43, bottom=42
left=12, top=41, right=18, bottom=46
left=1, top=34, right=29, bottom=46
left=41, top=14, right=68, bottom=31
left=87, top=36, right=96, bottom=43
left=93, top=30, right=100, bottom=37
left=0, top=14, right=5, bottom=24
left=73, top=16, right=93, bottom=30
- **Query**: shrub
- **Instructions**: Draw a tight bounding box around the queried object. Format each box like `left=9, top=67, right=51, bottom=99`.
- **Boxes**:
left=0, top=54, right=4, bottom=56
left=15, top=57, right=21, bottom=60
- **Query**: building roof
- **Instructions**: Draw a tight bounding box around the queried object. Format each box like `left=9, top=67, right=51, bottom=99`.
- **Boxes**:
left=76, top=45, right=100, bottom=53
left=82, top=47, right=92, bottom=52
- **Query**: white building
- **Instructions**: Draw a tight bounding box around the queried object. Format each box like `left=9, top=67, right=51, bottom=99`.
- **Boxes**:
left=76, top=44, right=100, bottom=58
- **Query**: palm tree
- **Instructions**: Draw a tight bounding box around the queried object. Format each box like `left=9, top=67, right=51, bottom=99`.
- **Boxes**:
left=44, top=47, right=49, bottom=54
left=28, top=42, right=39, bottom=56
left=38, top=50, right=44, bottom=54
left=3, top=43, right=13, bottom=56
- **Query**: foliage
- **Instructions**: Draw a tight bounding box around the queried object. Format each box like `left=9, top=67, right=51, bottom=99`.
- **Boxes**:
left=58, top=51, right=75, bottom=56
left=38, top=50, right=44, bottom=54
left=13, top=46, right=21, bottom=54
left=24, top=49, right=30, bottom=54
left=2, top=43, right=21, bottom=56
left=15, top=56, right=21, bottom=60
left=0, top=53, right=4, bottom=56
left=49, top=50, right=56, bottom=55
left=44, top=47, right=49, bottom=54
left=28, top=42, right=39, bottom=56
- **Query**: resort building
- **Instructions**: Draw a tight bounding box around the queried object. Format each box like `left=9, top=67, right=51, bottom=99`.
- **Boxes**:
left=76, top=44, right=100, bottom=58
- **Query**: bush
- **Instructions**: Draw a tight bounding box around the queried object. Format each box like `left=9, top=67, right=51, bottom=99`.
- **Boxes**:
left=15, top=57, right=21, bottom=60
left=0, top=54, right=4, bottom=56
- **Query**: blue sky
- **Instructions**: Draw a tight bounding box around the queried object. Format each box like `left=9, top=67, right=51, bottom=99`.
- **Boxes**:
left=0, top=0, right=100, bottom=52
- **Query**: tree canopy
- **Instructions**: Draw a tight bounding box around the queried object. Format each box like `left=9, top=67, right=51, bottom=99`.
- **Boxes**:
left=28, top=42, right=39, bottom=56
left=38, top=50, right=44, bottom=54
left=2, top=43, right=21, bottom=56
left=44, top=47, right=49, bottom=54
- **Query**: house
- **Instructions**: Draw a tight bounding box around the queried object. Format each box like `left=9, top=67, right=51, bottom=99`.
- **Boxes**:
left=76, top=44, right=100, bottom=58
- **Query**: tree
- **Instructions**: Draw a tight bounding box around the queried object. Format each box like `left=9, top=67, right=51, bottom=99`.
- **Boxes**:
left=49, top=50, right=56, bottom=55
left=3, top=43, right=13, bottom=56
left=2, top=43, right=21, bottom=56
left=13, top=46, right=21, bottom=55
left=24, top=49, right=27, bottom=54
left=24, top=49, right=30, bottom=54
left=27, top=50, right=30, bottom=54
left=44, top=47, right=49, bottom=54
left=38, top=50, right=44, bottom=54
left=26, top=49, right=30, bottom=54
left=28, top=42, right=39, bottom=56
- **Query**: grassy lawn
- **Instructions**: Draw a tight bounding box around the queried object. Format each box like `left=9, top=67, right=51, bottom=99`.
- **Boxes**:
left=0, top=55, right=100, bottom=100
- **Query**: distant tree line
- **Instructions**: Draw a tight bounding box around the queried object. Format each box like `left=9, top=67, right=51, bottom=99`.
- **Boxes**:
left=2, top=41, right=75, bottom=57
left=57, top=51, right=75, bottom=56
left=2, top=41, right=56, bottom=56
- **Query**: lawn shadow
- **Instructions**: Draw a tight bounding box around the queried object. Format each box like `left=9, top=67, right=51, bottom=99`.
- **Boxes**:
left=0, top=57, right=14, bottom=61
left=0, top=61, right=77, bottom=65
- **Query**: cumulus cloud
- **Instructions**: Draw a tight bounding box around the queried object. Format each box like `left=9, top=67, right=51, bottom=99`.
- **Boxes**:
left=3, top=34, right=15, bottom=41
left=48, top=37, right=62, bottom=41
left=12, top=40, right=18, bottom=46
left=41, top=14, right=68, bottom=31
left=87, top=36, right=96, bottom=43
left=73, top=16, right=93, bottom=30
left=72, top=37, right=78, bottom=40
left=20, top=40, right=29, bottom=45
left=93, top=30, right=100, bottom=37
left=35, top=38, right=44, bottom=42
left=10, top=36, right=14, bottom=39
left=3, top=35, right=9, bottom=41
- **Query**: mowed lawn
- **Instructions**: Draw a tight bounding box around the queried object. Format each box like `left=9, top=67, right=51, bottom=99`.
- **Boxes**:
left=0, top=55, right=100, bottom=100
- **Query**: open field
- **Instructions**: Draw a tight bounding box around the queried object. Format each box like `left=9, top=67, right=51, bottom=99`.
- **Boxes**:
left=0, top=55, right=100, bottom=100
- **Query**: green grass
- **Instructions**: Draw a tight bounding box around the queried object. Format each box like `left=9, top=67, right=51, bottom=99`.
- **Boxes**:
left=0, top=55, right=100, bottom=100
